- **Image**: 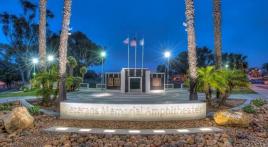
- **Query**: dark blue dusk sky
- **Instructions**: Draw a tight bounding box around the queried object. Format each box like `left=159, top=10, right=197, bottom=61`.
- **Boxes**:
left=1, top=0, right=268, bottom=72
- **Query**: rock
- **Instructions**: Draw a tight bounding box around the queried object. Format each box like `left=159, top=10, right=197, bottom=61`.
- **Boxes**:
left=213, top=110, right=251, bottom=127
left=256, top=132, right=267, bottom=138
left=1, top=107, right=34, bottom=133
left=206, top=139, right=217, bottom=146
left=186, top=136, right=194, bottom=145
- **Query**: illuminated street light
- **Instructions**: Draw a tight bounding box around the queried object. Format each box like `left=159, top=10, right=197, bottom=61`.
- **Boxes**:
left=101, top=51, right=106, bottom=58
left=164, top=51, right=171, bottom=85
left=225, top=64, right=229, bottom=68
left=100, top=51, right=106, bottom=90
left=32, top=58, right=38, bottom=76
left=47, top=55, right=54, bottom=62
left=32, top=58, right=39, bottom=64
left=164, top=51, right=171, bottom=58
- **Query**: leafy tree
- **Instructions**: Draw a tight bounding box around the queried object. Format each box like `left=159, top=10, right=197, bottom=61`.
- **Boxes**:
left=169, top=47, right=214, bottom=75
left=262, top=63, right=268, bottom=72
left=67, top=56, right=77, bottom=76
left=68, top=32, right=103, bottom=68
left=0, top=61, right=21, bottom=88
left=222, top=53, right=248, bottom=70
left=156, top=64, right=166, bottom=73
left=0, top=0, right=53, bottom=84
left=80, top=66, right=87, bottom=82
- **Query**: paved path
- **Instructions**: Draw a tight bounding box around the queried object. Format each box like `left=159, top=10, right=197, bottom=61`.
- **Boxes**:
left=250, top=84, right=268, bottom=99
left=44, top=126, right=222, bottom=135
left=0, top=96, right=36, bottom=104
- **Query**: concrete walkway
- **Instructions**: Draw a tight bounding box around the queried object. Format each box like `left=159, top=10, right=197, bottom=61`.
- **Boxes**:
left=250, top=84, right=268, bottom=99
left=0, top=96, right=36, bottom=104
left=44, top=126, right=222, bottom=135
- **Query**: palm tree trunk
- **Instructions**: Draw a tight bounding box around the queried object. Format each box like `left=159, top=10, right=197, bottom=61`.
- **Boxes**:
left=185, top=0, right=198, bottom=100
left=38, top=0, right=47, bottom=71
left=213, top=0, right=222, bottom=69
left=58, top=0, right=72, bottom=103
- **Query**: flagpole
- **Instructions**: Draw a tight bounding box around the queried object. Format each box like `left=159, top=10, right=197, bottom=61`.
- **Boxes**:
left=141, top=40, right=144, bottom=77
left=134, top=44, right=137, bottom=76
left=127, top=36, right=130, bottom=70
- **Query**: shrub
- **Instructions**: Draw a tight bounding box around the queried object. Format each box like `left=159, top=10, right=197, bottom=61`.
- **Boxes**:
left=243, top=105, right=256, bottom=113
left=251, top=98, right=266, bottom=107
left=0, top=103, right=12, bottom=111
left=28, top=105, right=40, bottom=115
left=66, top=76, right=82, bottom=91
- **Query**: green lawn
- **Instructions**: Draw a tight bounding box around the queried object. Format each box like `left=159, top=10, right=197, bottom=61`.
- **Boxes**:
left=231, top=87, right=257, bottom=94
left=0, top=89, right=37, bottom=98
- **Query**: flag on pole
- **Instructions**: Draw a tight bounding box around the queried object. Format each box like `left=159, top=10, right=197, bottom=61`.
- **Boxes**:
left=123, top=37, right=129, bottom=45
left=139, top=38, right=144, bottom=46
left=130, top=38, right=137, bottom=47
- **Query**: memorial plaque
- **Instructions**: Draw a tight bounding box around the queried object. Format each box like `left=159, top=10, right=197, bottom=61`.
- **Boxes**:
left=152, top=78, right=161, bottom=87
left=60, top=102, right=206, bottom=121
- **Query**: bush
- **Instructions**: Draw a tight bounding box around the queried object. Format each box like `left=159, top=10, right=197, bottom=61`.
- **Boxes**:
left=243, top=105, right=256, bottom=113
left=66, top=76, right=82, bottom=91
left=0, top=103, right=12, bottom=111
left=28, top=105, right=40, bottom=115
left=251, top=98, right=266, bottom=107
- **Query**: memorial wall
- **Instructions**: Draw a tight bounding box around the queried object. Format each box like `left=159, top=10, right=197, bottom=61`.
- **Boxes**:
left=60, top=102, right=206, bottom=121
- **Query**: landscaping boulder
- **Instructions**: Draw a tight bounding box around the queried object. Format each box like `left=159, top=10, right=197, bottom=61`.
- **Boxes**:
left=213, top=110, right=251, bottom=127
left=1, top=107, right=34, bottom=133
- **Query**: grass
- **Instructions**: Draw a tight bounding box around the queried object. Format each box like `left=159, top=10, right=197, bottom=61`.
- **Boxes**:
left=231, top=87, right=257, bottom=94
left=0, top=89, right=37, bottom=98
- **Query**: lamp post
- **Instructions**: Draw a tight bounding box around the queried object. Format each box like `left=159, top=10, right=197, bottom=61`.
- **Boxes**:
left=47, top=55, right=54, bottom=62
left=164, top=51, right=171, bottom=84
left=32, top=58, right=39, bottom=76
left=100, top=51, right=106, bottom=90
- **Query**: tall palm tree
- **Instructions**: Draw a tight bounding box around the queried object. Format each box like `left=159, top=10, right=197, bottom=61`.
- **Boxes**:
left=58, top=0, right=72, bottom=102
left=185, top=0, right=198, bottom=100
left=213, top=0, right=222, bottom=69
left=38, top=0, right=47, bottom=71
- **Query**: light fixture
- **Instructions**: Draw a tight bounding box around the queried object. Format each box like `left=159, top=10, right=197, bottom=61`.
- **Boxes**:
left=32, top=58, right=39, bottom=64
left=177, top=129, right=190, bottom=133
left=128, top=130, right=141, bottom=133
left=164, top=51, right=171, bottom=58
left=153, top=130, right=165, bottom=133
left=101, top=51, right=106, bottom=58
left=47, top=55, right=54, bottom=62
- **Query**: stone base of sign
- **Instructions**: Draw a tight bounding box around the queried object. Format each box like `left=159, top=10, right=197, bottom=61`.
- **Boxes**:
left=60, top=101, right=206, bottom=121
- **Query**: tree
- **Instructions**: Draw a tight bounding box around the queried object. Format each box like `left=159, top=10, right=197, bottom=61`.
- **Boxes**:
left=0, top=0, right=53, bottom=85
left=68, top=31, right=103, bottom=68
left=38, top=0, right=47, bottom=71
left=219, top=69, right=248, bottom=105
left=58, top=0, right=72, bottom=103
left=185, top=0, right=198, bottom=100
left=80, top=66, right=87, bottom=82
left=156, top=64, right=167, bottom=73
left=222, top=53, right=248, bottom=70
left=196, top=66, right=226, bottom=105
left=262, top=63, right=268, bottom=72
left=213, top=0, right=222, bottom=69
left=67, top=56, right=77, bottom=76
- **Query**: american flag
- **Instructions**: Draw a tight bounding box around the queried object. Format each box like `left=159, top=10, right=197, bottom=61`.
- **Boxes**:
left=130, top=38, right=137, bottom=47
left=123, top=37, right=129, bottom=45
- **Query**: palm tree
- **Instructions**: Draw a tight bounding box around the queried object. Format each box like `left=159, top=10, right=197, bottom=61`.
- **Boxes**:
left=185, top=0, right=198, bottom=100
left=67, top=56, right=77, bottom=76
left=213, top=0, right=222, bottom=69
left=58, top=0, right=72, bottom=102
left=196, top=66, right=226, bottom=105
left=38, top=0, right=47, bottom=71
